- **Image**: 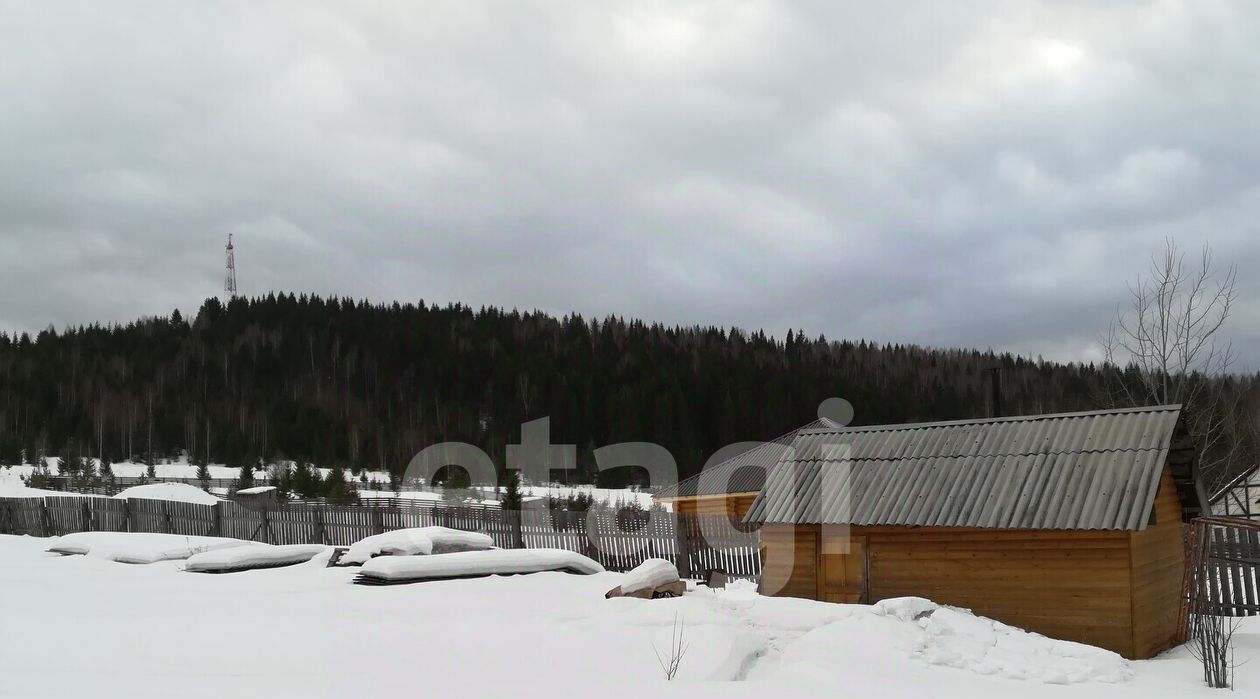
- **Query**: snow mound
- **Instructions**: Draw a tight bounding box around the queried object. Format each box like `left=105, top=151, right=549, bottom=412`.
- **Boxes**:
left=873, top=596, right=940, bottom=622
left=358, top=548, right=605, bottom=582
left=184, top=544, right=330, bottom=573
left=914, top=607, right=1132, bottom=684
left=340, top=527, right=494, bottom=565
left=620, top=558, right=680, bottom=595
left=47, top=532, right=257, bottom=564
left=785, top=598, right=1132, bottom=686
left=113, top=483, right=219, bottom=505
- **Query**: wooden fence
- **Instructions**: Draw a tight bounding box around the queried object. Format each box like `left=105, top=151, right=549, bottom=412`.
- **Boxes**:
left=0, top=496, right=761, bottom=580
left=1183, top=516, right=1260, bottom=635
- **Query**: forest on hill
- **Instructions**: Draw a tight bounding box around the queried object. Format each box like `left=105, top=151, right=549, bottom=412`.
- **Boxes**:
left=0, top=293, right=1256, bottom=490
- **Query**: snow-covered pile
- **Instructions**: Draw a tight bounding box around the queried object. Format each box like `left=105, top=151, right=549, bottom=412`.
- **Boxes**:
left=619, top=558, right=680, bottom=595
left=184, top=544, right=330, bottom=573
left=113, top=483, right=219, bottom=505
left=358, top=548, right=605, bottom=582
left=769, top=597, right=1132, bottom=686
left=47, top=532, right=257, bottom=564
left=340, top=526, right=495, bottom=565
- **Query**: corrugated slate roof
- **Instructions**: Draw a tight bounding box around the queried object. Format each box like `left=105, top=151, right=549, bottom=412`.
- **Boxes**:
left=654, top=418, right=837, bottom=499
left=744, top=405, right=1185, bottom=531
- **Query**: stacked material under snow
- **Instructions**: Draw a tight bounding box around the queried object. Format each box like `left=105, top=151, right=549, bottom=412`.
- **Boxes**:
left=47, top=532, right=256, bottom=564
left=184, top=544, right=330, bottom=573
left=112, top=483, right=219, bottom=505
left=619, top=558, right=680, bottom=595
left=340, top=527, right=495, bottom=565
left=356, top=548, right=605, bottom=583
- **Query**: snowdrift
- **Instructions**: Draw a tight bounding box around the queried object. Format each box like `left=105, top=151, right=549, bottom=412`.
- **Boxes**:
left=355, top=548, right=605, bottom=584
left=184, top=544, right=330, bottom=573
left=47, top=532, right=257, bottom=564
left=339, top=527, right=495, bottom=565
left=766, top=597, right=1132, bottom=686
left=113, top=483, right=219, bottom=505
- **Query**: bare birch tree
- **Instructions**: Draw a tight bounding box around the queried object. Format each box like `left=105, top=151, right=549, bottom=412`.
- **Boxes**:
left=1101, top=239, right=1239, bottom=490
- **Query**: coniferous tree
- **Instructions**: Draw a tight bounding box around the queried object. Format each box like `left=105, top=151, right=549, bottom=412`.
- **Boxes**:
left=100, top=457, right=115, bottom=490
left=292, top=462, right=319, bottom=497
left=195, top=456, right=211, bottom=489
left=234, top=461, right=255, bottom=492
left=322, top=466, right=357, bottom=504
left=502, top=470, right=523, bottom=511
left=29, top=453, right=52, bottom=489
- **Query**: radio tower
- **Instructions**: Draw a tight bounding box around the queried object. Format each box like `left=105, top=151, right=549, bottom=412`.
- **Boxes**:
left=224, top=234, right=237, bottom=298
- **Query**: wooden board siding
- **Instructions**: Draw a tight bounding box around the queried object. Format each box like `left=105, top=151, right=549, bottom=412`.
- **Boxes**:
left=669, top=493, right=759, bottom=518
left=819, top=527, right=867, bottom=603
left=1128, top=465, right=1187, bottom=658
left=860, top=526, right=1136, bottom=657
left=759, top=524, right=818, bottom=599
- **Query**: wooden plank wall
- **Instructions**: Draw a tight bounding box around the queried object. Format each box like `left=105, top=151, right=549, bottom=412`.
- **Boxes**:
left=759, top=524, right=819, bottom=598
left=862, top=526, right=1137, bottom=657
left=1128, top=466, right=1189, bottom=658
left=671, top=493, right=759, bottom=518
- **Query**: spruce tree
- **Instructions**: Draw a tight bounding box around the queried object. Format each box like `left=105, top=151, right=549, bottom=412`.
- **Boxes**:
left=322, top=466, right=356, bottom=504
left=78, top=454, right=96, bottom=489
left=100, top=458, right=115, bottom=490
left=196, top=458, right=212, bottom=489
left=292, top=462, right=319, bottom=497
left=234, top=461, right=255, bottom=492
left=29, top=453, right=52, bottom=489
left=502, top=470, right=523, bottom=511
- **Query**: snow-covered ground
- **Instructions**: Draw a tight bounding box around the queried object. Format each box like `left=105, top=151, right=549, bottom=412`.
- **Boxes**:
left=0, top=533, right=1254, bottom=699
left=0, top=458, right=398, bottom=488
left=0, top=460, right=663, bottom=509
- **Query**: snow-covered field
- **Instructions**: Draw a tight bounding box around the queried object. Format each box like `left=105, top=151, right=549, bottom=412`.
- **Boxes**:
left=0, top=534, right=1255, bottom=699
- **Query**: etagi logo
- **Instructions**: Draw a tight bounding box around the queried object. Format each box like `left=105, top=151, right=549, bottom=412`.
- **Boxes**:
left=394, top=398, right=857, bottom=571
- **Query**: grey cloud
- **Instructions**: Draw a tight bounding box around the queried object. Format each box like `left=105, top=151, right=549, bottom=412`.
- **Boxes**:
left=2, top=1, right=1260, bottom=368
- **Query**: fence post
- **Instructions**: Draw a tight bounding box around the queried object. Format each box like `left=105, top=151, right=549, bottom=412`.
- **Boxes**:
left=511, top=509, right=523, bottom=549
left=210, top=502, right=222, bottom=538
left=585, top=511, right=601, bottom=563
left=675, top=513, right=693, bottom=580
left=314, top=506, right=326, bottom=545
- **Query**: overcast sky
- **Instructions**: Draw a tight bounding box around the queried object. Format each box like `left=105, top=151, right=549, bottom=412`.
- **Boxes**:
left=2, top=1, right=1259, bottom=367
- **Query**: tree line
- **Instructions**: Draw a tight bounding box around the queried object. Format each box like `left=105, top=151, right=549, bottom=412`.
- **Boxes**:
left=0, top=293, right=1256, bottom=491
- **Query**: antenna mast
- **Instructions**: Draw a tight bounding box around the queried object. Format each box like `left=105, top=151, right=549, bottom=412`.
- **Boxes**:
left=224, top=234, right=237, bottom=298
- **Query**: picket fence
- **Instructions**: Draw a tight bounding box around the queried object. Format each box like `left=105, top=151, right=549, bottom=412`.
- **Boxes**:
left=0, top=495, right=761, bottom=580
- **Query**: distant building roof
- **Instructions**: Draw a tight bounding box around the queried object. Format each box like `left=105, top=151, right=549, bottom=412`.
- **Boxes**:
left=745, top=405, right=1202, bottom=531
left=654, top=418, right=839, bottom=500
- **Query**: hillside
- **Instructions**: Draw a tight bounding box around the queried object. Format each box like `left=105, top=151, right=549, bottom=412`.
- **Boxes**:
left=0, top=294, right=1253, bottom=488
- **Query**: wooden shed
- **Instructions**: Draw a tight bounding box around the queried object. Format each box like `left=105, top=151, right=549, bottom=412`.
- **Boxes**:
left=746, top=405, right=1206, bottom=660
